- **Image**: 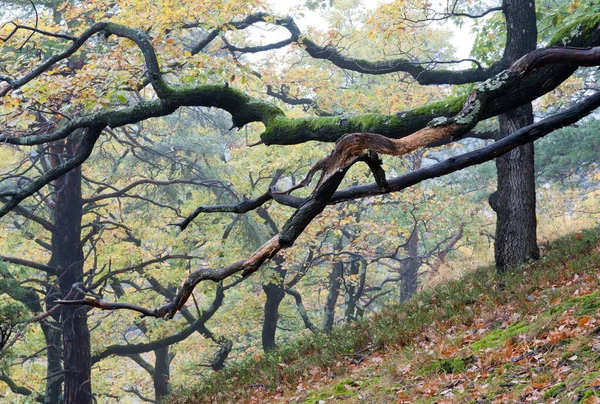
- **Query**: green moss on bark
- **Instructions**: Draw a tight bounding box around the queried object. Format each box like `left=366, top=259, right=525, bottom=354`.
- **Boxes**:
left=548, top=13, right=600, bottom=47
left=400, top=94, right=467, bottom=119
left=261, top=95, right=468, bottom=145
left=261, top=114, right=403, bottom=145
left=162, top=84, right=285, bottom=127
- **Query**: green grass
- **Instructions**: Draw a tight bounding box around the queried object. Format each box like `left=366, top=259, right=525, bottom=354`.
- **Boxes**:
left=424, top=357, right=467, bottom=374
left=544, top=382, right=566, bottom=399
left=168, top=227, right=600, bottom=403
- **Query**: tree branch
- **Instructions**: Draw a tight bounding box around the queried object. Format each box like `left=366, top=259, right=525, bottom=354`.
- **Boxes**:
left=0, top=127, right=103, bottom=220
left=285, top=289, right=320, bottom=333
left=0, top=372, right=43, bottom=402
left=91, top=283, right=226, bottom=363
left=0, top=256, right=56, bottom=275
left=176, top=191, right=272, bottom=230
left=83, top=179, right=225, bottom=203
left=88, top=254, right=195, bottom=290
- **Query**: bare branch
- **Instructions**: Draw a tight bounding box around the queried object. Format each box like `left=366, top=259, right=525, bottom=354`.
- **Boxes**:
left=88, top=254, right=195, bottom=290
left=84, top=179, right=224, bottom=203
left=0, top=22, right=75, bottom=43
left=0, top=127, right=103, bottom=219
left=175, top=191, right=272, bottom=230
left=285, top=289, right=320, bottom=333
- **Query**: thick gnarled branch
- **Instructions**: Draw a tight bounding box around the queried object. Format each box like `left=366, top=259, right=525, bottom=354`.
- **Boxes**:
left=48, top=89, right=600, bottom=319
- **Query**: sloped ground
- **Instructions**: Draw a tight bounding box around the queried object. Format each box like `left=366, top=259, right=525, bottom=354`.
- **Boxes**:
left=171, top=228, right=600, bottom=404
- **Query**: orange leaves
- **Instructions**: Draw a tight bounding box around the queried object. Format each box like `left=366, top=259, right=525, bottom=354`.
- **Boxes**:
left=548, top=329, right=571, bottom=346
left=578, top=316, right=591, bottom=328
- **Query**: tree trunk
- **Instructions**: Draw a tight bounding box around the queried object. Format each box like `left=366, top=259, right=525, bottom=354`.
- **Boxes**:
left=13, top=283, right=63, bottom=403
left=344, top=260, right=361, bottom=322
left=153, top=347, right=170, bottom=403
left=400, top=228, right=420, bottom=303
left=492, top=104, right=540, bottom=271
left=44, top=340, right=63, bottom=404
left=42, top=298, right=64, bottom=404
left=492, top=0, right=540, bottom=273
left=49, top=137, right=91, bottom=404
left=322, top=261, right=343, bottom=332
left=261, top=281, right=285, bottom=352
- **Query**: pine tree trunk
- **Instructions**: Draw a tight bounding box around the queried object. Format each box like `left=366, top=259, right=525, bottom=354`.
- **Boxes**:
left=50, top=137, right=91, bottom=404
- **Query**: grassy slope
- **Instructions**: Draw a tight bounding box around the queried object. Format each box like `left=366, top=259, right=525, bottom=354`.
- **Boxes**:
left=170, top=228, right=600, bottom=403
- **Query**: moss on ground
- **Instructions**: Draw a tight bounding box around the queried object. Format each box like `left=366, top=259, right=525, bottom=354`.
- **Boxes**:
left=544, top=382, right=566, bottom=399
left=471, top=321, right=531, bottom=351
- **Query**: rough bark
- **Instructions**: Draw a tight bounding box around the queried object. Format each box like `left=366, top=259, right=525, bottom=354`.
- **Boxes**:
left=492, top=0, right=540, bottom=272
left=48, top=137, right=91, bottom=404
left=492, top=104, right=540, bottom=271
left=42, top=295, right=64, bottom=404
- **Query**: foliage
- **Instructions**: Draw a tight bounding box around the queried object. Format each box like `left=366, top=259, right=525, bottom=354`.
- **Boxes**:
left=535, top=118, right=600, bottom=186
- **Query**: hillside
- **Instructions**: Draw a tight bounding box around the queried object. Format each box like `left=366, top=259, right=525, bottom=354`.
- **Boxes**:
left=170, top=228, right=600, bottom=403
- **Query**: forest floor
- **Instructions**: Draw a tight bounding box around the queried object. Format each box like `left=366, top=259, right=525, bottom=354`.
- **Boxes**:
left=171, top=228, right=600, bottom=403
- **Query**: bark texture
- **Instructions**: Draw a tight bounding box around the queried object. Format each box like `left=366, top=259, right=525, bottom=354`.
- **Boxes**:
left=492, top=105, right=540, bottom=271
left=492, top=0, right=540, bottom=272
left=49, top=137, right=91, bottom=404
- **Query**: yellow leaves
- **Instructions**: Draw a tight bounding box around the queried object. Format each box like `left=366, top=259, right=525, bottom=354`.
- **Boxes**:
left=2, top=95, right=21, bottom=108
left=568, top=1, right=581, bottom=13
left=1, top=95, right=36, bottom=129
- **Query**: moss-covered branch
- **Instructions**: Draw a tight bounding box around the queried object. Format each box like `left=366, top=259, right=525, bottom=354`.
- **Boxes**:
left=3, top=14, right=598, bottom=149
left=0, top=373, right=43, bottom=402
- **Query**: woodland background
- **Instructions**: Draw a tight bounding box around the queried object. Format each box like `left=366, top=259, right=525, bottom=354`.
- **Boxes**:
left=1, top=0, right=600, bottom=403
